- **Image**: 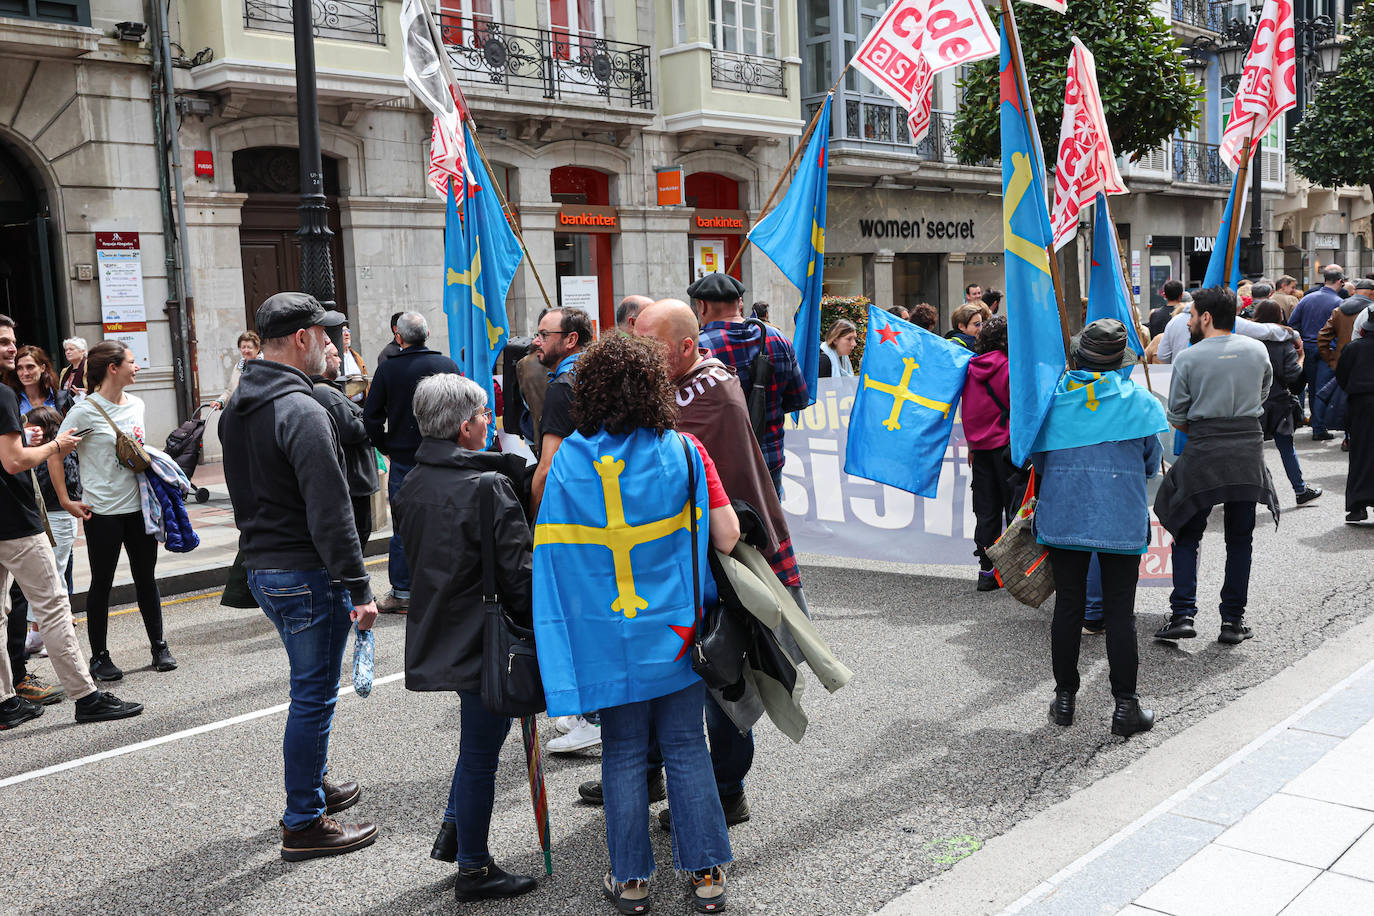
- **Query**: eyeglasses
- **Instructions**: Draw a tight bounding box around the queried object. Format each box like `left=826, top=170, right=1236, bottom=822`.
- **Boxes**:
left=469, top=407, right=493, bottom=422
left=534, top=330, right=570, bottom=341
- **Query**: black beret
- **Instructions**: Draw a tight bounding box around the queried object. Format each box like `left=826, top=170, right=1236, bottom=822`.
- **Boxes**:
left=687, top=272, right=746, bottom=302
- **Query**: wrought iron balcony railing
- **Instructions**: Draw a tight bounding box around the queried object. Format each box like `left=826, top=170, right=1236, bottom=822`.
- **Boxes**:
left=1172, top=139, right=1229, bottom=186
left=438, top=18, right=651, bottom=109
left=807, top=95, right=993, bottom=167
left=1172, top=0, right=1222, bottom=31
left=710, top=49, right=786, bottom=97
left=243, top=0, right=384, bottom=44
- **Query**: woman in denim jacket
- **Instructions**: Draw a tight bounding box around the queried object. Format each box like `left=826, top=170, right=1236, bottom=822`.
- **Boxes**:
left=1031, top=319, right=1167, bottom=739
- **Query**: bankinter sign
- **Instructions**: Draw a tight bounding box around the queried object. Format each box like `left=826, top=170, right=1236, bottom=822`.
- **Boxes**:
left=557, top=206, right=620, bottom=233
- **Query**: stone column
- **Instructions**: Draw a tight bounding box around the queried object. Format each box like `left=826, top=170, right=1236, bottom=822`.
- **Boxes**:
left=941, top=252, right=966, bottom=329
left=517, top=203, right=562, bottom=335
left=872, top=249, right=895, bottom=309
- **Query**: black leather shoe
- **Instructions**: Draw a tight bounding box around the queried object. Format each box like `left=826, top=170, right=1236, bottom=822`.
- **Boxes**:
left=0, top=696, right=43, bottom=730
left=976, top=571, right=1000, bottom=592
left=1312, top=430, right=1335, bottom=441
left=431, top=821, right=457, bottom=862
left=1296, top=486, right=1323, bottom=505
left=150, top=641, right=178, bottom=672
left=73, top=691, right=143, bottom=723
left=1154, top=616, right=1197, bottom=640
left=89, top=651, right=123, bottom=682
left=578, top=770, right=667, bottom=806
left=323, top=778, right=360, bottom=814
left=1111, top=698, right=1155, bottom=738
left=454, top=861, right=537, bottom=902
left=1348, top=507, right=1368, bottom=523
left=659, top=791, right=750, bottom=831
left=1049, top=691, right=1075, bottom=726
left=1219, top=620, right=1254, bottom=645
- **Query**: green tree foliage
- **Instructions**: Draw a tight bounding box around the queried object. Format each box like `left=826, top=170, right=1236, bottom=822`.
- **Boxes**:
left=1291, top=2, right=1374, bottom=193
left=952, top=1, right=1200, bottom=166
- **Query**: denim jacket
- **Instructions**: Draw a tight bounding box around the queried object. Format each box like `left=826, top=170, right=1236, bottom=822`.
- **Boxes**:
left=1031, top=437, right=1162, bottom=554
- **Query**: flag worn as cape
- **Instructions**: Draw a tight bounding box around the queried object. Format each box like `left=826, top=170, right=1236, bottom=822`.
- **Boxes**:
left=1087, top=193, right=1145, bottom=357
left=532, top=427, right=710, bottom=717
left=749, top=95, right=831, bottom=407
left=1030, top=368, right=1167, bottom=455
left=1001, top=4, right=1066, bottom=466
left=845, top=305, right=971, bottom=498
left=1203, top=170, right=1248, bottom=290
left=444, top=129, right=521, bottom=438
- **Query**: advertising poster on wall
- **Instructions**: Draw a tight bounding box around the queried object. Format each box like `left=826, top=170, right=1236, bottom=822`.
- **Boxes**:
left=95, top=232, right=150, bottom=367
left=692, top=239, right=724, bottom=279
left=559, top=275, right=600, bottom=337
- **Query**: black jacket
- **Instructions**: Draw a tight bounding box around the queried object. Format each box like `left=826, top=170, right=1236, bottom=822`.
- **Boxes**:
left=1261, top=339, right=1302, bottom=439
left=221, top=359, right=372, bottom=605
left=311, top=376, right=380, bottom=499
left=362, top=345, right=461, bottom=465
left=1338, top=335, right=1374, bottom=397
left=375, top=339, right=404, bottom=367
left=395, top=438, right=533, bottom=692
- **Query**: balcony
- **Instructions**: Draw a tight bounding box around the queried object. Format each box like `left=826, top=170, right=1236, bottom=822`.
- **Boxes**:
left=806, top=96, right=993, bottom=168
left=710, top=49, right=786, bottom=97
left=1172, top=0, right=1222, bottom=31
left=438, top=18, right=651, bottom=110
left=243, top=0, right=384, bottom=44
left=1173, top=139, right=1229, bottom=186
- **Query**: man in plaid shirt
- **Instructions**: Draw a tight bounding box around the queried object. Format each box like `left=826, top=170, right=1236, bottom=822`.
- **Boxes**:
left=690, top=273, right=809, bottom=493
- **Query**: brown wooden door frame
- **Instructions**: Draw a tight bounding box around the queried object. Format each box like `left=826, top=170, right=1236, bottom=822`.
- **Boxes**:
left=239, top=193, right=347, bottom=327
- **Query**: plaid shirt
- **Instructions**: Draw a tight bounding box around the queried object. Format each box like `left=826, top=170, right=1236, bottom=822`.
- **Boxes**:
left=699, top=321, right=809, bottom=473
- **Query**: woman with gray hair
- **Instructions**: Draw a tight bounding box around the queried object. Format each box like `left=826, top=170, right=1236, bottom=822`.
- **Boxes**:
left=59, top=337, right=88, bottom=396
left=391, top=373, right=538, bottom=904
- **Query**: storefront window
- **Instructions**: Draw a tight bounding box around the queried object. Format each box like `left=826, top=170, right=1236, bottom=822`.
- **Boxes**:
left=686, top=172, right=746, bottom=280
left=551, top=166, right=614, bottom=332
left=824, top=254, right=863, bottom=298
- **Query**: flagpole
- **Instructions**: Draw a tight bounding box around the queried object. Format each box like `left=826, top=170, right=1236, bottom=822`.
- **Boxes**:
left=1220, top=126, right=1258, bottom=290
left=419, top=0, right=555, bottom=311
left=1000, top=0, right=1072, bottom=366
left=724, top=64, right=850, bottom=277
left=1094, top=199, right=1154, bottom=393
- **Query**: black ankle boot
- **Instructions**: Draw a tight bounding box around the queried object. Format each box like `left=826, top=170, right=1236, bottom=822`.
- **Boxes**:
left=1049, top=691, right=1075, bottom=726
left=454, top=861, right=537, bottom=902
left=1111, top=697, right=1155, bottom=738
left=430, top=821, right=457, bottom=862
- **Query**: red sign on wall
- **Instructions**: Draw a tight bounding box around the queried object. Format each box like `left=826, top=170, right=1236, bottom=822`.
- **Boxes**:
left=194, top=150, right=214, bottom=178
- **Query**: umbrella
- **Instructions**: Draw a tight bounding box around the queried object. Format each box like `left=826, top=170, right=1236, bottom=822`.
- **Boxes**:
left=520, top=715, right=553, bottom=875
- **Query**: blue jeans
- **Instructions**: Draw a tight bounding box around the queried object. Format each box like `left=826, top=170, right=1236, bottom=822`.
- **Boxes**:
left=645, top=696, right=753, bottom=797
left=386, top=461, right=414, bottom=597
left=1169, top=502, right=1257, bottom=621
left=600, top=681, right=732, bottom=882
left=1084, top=554, right=1104, bottom=623
left=1305, top=357, right=1333, bottom=433
left=249, top=568, right=354, bottom=830
left=444, top=691, right=513, bottom=868
left=1273, top=433, right=1305, bottom=492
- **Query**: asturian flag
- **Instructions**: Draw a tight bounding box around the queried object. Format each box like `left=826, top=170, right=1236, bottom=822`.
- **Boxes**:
left=749, top=95, right=831, bottom=406
left=1218, top=0, right=1296, bottom=170
left=1203, top=172, right=1249, bottom=290
left=1030, top=369, right=1167, bottom=455
left=532, top=428, right=711, bottom=717
left=845, top=305, right=971, bottom=498
left=443, top=128, right=521, bottom=429
left=1050, top=37, right=1127, bottom=251
left=1001, top=2, right=1067, bottom=466
left=1087, top=193, right=1145, bottom=357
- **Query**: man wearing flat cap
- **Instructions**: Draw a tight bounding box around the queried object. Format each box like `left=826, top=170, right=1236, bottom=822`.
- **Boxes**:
left=691, top=273, right=808, bottom=494
left=222, top=291, right=380, bottom=862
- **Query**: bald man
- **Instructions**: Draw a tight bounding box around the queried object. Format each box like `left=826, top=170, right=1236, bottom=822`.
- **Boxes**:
left=614, top=294, right=654, bottom=335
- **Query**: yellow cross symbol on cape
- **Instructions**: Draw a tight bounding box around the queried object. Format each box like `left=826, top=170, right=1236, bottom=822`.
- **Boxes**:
left=1065, top=372, right=1104, bottom=411
left=1004, top=152, right=1052, bottom=275
left=862, top=357, right=953, bottom=431
left=534, top=455, right=698, bottom=619
left=446, top=246, right=503, bottom=349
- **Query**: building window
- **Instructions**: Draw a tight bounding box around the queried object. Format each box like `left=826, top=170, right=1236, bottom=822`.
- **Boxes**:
left=673, top=0, right=687, bottom=44
left=0, top=0, right=90, bottom=27
left=437, top=0, right=499, bottom=43
left=709, top=0, right=777, bottom=58
left=549, top=0, right=604, bottom=42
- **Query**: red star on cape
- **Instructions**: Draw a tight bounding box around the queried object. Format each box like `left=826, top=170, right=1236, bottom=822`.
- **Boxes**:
left=877, top=323, right=901, bottom=345
left=669, top=622, right=695, bottom=662
left=999, top=62, right=1022, bottom=115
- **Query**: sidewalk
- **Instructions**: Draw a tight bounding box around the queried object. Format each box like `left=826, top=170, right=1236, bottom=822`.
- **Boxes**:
left=1005, top=661, right=1374, bottom=916
left=67, top=462, right=390, bottom=611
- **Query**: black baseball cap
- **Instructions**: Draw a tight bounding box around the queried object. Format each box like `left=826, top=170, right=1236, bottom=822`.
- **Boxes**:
left=255, top=292, right=344, bottom=339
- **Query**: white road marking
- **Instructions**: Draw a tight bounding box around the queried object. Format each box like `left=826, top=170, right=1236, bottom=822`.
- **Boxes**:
left=0, top=672, right=406, bottom=790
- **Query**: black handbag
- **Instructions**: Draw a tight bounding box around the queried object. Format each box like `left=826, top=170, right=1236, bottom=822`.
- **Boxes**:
left=743, top=318, right=774, bottom=443
left=477, top=472, right=546, bottom=717
left=682, top=435, right=749, bottom=691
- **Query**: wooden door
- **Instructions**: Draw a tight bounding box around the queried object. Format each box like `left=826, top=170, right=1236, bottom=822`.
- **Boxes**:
left=238, top=194, right=347, bottom=328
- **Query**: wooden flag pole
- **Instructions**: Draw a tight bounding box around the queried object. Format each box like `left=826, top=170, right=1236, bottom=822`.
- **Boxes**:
left=1219, top=126, right=1258, bottom=290
left=1000, top=0, right=1073, bottom=367
left=723, top=64, right=850, bottom=277
left=1093, top=200, right=1155, bottom=393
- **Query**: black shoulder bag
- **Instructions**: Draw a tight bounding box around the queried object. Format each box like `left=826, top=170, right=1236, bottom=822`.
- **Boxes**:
left=742, top=318, right=774, bottom=443
left=478, top=471, right=546, bottom=717
left=681, top=435, right=749, bottom=691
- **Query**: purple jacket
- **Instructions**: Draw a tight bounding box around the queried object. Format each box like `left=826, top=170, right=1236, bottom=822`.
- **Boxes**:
left=962, top=350, right=1010, bottom=451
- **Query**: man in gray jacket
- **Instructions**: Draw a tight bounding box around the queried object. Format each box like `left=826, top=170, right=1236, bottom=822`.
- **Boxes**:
left=222, top=292, right=379, bottom=861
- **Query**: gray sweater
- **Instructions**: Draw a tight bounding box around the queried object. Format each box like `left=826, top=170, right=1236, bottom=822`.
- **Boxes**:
left=1167, top=333, right=1273, bottom=427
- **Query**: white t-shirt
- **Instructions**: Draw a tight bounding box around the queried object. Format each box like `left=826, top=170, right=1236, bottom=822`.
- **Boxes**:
left=59, top=391, right=145, bottom=516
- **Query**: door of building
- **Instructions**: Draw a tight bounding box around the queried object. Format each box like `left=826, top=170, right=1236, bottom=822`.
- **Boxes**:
left=0, top=142, right=62, bottom=357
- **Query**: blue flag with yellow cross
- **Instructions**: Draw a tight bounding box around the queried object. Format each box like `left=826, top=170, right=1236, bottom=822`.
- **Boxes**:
left=1029, top=368, right=1168, bottom=455
left=531, top=427, right=711, bottom=717
left=444, top=129, right=521, bottom=429
left=844, top=305, right=972, bottom=499
left=748, top=94, right=831, bottom=407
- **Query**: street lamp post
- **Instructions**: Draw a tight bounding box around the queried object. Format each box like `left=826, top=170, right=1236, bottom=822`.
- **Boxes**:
left=292, top=0, right=337, bottom=309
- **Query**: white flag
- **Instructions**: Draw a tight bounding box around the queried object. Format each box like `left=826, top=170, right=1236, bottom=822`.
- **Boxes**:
left=1050, top=38, right=1126, bottom=250
left=1218, top=0, right=1297, bottom=170
left=401, top=0, right=471, bottom=198
left=850, top=0, right=999, bottom=144
left=1021, top=0, right=1067, bottom=12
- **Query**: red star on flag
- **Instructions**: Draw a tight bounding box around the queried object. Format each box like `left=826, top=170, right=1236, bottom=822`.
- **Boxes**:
left=1000, top=62, right=1022, bottom=115
left=877, top=323, right=901, bottom=345
left=669, top=623, right=695, bottom=662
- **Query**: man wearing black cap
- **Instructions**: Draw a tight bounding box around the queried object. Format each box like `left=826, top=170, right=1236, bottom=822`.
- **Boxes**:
left=221, top=291, right=379, bottom=861
left=691, top=273, right=808, bottom=493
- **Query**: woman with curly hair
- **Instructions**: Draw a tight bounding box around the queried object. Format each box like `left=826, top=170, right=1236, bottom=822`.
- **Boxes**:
left=961, top=315, right=1023, bottom=592
left=532, top=334, right=739, bottom=914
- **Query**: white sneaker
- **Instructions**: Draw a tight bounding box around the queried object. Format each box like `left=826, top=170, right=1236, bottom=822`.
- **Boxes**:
left=24, top=629, right=45, bottom=658
left=547, top=719, right=602, bottom=753
left=554, top=714, right=582, bottom=735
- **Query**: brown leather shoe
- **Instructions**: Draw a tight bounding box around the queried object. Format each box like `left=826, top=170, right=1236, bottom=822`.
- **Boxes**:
left=323, top=778, right=361, bottom=814
left=375, top=593, right=408, bottom=614
left=280, top=816, right=378, bottom=862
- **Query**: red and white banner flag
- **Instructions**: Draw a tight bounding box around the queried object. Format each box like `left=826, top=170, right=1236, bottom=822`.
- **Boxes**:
left=850, top=0, right=998, bottom=143
left=402, top=0, right=472, bottom=199
left=1022, top=0, right=1067, bottom=12
left=1050, top=38, right=1126, bottom=251
left=427, top=111, right=465, bottom=200
left=1218, top=0, right=1296, bottom=170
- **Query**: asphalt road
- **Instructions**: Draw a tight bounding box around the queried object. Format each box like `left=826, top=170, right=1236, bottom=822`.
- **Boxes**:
left=3, top=437, right=1370, bottom=916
